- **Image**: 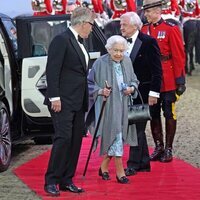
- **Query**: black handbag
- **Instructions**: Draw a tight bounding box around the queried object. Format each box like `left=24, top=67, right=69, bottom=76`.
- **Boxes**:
left=128, top=87, right=152, bottom=125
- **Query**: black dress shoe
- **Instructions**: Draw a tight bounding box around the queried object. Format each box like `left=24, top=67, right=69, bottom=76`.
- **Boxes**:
left=125, top=168, right=137, bottom=176
left=150, top=145, right=164, bottom=161
left=160, top=148, right=173, bottom=162
left=44, top=184, right=60, bottom=196
left=98, top=168, right=110, bottom=180
left=59, top=183, right=85, bottom=193
left=116, top=176, right=129, bottom=184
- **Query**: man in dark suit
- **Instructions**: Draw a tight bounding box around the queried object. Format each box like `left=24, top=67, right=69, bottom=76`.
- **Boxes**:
left=44, top=7, right=95, bottom=196
left=120, top=12, right=162, bottom=175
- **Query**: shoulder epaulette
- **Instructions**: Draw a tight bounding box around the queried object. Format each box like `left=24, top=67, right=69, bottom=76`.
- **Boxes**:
left=164, top=20, right=175, bottom=27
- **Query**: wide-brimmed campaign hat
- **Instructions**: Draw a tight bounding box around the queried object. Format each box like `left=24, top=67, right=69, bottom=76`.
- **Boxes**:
left=141, top=0, right=167, bottom=10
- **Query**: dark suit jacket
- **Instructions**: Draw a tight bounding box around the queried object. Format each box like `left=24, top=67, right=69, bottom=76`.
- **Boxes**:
left=44, top=28, right=88, bottom=112
left=130, top=31, right=162, bottom=104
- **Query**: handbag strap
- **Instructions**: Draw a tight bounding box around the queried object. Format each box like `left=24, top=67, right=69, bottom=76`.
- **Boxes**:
left=130, top=86, right=144, bottom=106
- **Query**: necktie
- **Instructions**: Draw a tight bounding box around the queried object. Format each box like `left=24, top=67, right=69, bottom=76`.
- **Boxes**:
left=78, top=35, right=84, bottom=44
left=126, top=38, right=132, bottom=44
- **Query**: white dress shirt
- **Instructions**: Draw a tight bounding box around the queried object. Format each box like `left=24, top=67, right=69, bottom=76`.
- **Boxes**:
left=69, top=26, right=89, bottom=66
left=125, top=30, right=139, bottom=57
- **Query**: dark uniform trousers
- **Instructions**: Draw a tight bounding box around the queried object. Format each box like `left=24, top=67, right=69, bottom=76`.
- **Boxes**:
left=150, top=90, right=177, bottom=150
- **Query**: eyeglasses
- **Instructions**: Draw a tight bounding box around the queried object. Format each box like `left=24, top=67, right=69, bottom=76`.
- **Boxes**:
left=84, top=21, right=94, bottom=26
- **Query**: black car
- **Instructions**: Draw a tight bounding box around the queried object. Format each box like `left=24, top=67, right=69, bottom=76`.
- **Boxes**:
left=0, top=13, right=106, bottom=172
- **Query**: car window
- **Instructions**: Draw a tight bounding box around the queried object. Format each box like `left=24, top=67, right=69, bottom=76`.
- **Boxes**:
left=30, top=20, right=69, bottom=56
left=16, top=15, right=106, bottom=60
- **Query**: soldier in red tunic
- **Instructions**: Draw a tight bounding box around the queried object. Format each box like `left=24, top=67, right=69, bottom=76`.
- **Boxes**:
left=52, top=0, right=67, bottom=15
left=92, top=0, right=104, bottom=14
left=179, top=0, right=200, bottom=23
left=161, top=0, right=181, bottom=20
left=141, top=0, right=186, bottom=162
left=31, top=0, right=52, bottom=16
left=91, top=0, right=110, bottom=28
left=110, top=0, right=137, bottom=19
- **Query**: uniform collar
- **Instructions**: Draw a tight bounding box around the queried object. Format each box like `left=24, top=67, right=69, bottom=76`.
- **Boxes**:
left=152, top=18, right=164, bottom=27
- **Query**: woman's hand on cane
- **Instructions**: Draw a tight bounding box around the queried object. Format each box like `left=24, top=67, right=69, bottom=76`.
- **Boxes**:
left=101, top=87, right=111, bottom=97
left=99, top=81, right=112, bottom=97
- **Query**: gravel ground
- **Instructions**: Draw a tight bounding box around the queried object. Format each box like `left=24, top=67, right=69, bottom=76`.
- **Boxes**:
left=0, top=64, right=199, bottom=200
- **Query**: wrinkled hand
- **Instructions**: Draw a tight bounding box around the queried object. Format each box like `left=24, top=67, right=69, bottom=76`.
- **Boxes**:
left=123, top=87, right=134, bottom=96
left=176, top=84, right=186, bottom=96
left=51, top=100, right=61, bottom=112
left=101, top=87, right=112, bottom=97
left=148, top=96, right=158, bottom=106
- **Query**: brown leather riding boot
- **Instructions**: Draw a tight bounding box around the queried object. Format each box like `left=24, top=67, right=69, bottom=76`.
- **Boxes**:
left=160, top=119, right=177, bottom=163
left=150, top=119, right=164, bottom=161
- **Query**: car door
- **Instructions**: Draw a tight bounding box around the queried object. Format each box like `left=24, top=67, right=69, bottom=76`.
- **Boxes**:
left=0, top=15, right=20, bottom=117
left=16, top=15, right=106, bottom=118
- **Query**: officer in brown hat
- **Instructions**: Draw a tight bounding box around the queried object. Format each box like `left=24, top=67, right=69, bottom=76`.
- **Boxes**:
left=141, top=0, right=186, bottom=163
left=142, top=0, right=164, bottom=10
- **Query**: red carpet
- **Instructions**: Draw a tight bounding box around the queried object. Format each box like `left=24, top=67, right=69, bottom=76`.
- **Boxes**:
left=14, top=136, right=200, bottom=200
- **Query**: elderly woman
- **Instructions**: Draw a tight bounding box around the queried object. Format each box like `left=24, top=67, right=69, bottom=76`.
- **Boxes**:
left=86, top=35, right=139, bottom=184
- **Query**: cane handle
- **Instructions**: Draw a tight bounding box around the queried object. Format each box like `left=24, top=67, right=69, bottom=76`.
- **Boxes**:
left=105, top=80, right=111, bottom=90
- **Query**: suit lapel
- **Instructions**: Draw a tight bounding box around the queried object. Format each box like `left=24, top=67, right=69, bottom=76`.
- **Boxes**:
left=130, top=37, right=142, bottom=63
left=68, top=29, right=87, bottom=72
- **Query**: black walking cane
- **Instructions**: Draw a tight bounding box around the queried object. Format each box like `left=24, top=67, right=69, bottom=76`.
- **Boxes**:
left=83, top=80, right=111, bottom=177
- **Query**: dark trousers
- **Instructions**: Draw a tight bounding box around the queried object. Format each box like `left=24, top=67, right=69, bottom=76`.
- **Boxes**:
left=45, top=105, right=84, bottom=185
left=127, top=121, right=150, bottom=169
left=150, top=90, right=177, bottom=119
